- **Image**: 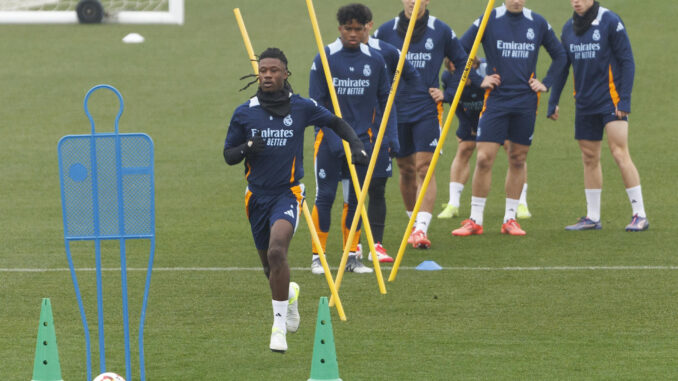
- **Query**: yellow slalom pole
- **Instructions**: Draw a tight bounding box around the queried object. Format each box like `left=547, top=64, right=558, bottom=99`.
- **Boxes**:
left=233, top=9, right=258, bottom=75
left=389, top=0, right=496, bottom=282
left=304, top=0, right=386, bottom=303
left=233, top=8, right=346, bottom=320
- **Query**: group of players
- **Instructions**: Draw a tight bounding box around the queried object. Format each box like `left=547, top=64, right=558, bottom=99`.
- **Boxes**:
left=223, top=0, right=650, bottom=353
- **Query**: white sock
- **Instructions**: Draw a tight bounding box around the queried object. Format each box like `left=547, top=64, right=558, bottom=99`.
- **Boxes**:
left=288, top=282, right=297, bottom=301
left=406, top=210, right=413, bottom=218
left=504, top=198, right=520, bottom=223
left=519, top=183, right=528, bottom=206
left=272, top=300, right=288, bottom=332
left=625, top=185, right=646, bottom=218
left=470, top=196, right=486, bottom=226
left=585, top=189, right=602, bottom=222
left=415, top=212, right=432, bottom=233
left=449, top=182, right=464, bottom=207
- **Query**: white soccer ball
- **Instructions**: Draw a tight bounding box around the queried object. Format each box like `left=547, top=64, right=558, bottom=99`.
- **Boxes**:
left=93, top=372, right=126, bottom=381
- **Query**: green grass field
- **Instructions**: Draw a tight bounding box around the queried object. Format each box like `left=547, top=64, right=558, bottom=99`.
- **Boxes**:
left=1, top=0, right=677, bottom=379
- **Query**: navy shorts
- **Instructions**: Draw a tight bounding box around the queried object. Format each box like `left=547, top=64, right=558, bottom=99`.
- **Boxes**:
left=456, top=119, right=478, bottom=142
left=477, top=108, right=536, bottom=146
left=372, top=145, right=393, bottom=178
left=245, top=184, right=304, bottom=250
left=575, top=110, right=628, bottom=141
left=396, top=115, right=440, bottom=157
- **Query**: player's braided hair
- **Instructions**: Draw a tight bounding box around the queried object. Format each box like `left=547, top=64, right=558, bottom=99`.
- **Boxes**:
left=239, top=47, right=293, bottom=92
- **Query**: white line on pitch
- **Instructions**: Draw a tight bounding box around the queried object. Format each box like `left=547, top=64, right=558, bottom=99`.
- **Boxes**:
left=1, top=265, right=678, bottom=272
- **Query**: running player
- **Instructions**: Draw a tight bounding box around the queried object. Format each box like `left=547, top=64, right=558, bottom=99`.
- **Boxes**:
left=374, top=0, right=474, bottom=248
left=223, top=48, right=367, bottom=352
left=548, top=0, right=649, bottom=231
left=309, top=4, right=396, bottom=274
left=452, top=0, right=567, bottom=237
left=438, top=57, right=532, bottom=220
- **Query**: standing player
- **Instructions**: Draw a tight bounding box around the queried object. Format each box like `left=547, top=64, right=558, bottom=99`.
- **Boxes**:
left=309, top=4, right=396, bottom=274
left=223, top=48, right=367, bottom=352
left=452, top=0, right=567, bottom=237
left=349, top=5, right=426, bottom=262
left=548, top=0, right=649, bottom=231
left=438, top=58, right=532, bottom=220
left=374, top=0, right=473, bottom=248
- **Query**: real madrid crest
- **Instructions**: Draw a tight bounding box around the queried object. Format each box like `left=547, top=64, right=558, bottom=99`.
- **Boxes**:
left=592, top=29, right=600, bottom=41
left=363, top=64, right=371, bottom=77
left=283, top=115, right=293, bottom=126
left=425, top=38, right=434, bottom=50
left=526, top=28, right=535, bottom=40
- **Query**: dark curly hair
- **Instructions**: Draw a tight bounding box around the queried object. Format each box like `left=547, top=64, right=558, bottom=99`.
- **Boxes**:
left=337, top=3, right=372, bottom=25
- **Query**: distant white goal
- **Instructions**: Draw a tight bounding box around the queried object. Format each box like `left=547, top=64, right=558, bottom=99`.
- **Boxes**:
left=0, top=0, right=184, bottom=24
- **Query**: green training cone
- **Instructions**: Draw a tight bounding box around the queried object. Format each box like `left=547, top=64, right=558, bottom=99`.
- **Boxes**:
left=32, top=298, right=63, bottom=381
left=308, top=297, right=342, bottom=381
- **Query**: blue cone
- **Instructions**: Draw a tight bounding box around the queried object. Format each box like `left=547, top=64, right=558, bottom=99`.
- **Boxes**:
left=416, top=260, right=442, bottom=271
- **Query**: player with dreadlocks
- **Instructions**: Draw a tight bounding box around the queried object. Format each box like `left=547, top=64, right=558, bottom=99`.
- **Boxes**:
left=223, top=47, right=368, bottom=353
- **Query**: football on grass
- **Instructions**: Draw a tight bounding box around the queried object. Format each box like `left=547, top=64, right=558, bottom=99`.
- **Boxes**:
left=93, top=372, right=125, bottom=381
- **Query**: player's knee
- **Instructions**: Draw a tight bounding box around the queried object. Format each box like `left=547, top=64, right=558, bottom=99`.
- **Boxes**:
left=267, top=246, right=287, bottom=269
left=609, top=144, right=631, bottom=165
left=475, top=152, right=494, bottom=171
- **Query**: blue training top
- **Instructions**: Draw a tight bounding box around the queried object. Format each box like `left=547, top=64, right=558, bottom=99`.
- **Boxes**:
left=224, top=93, right=336, bottom=193
left=309, top=39, right=397, bottom=156
left=374, top=14, right=471, bottom=123
left=460, top=4, right=567, bottom=112
left=548, top=6, right=634, bottom=116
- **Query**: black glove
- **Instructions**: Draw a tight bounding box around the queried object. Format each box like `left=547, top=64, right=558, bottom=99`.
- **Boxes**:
left=245, top=132, right=266, bottom=155
left=350, top=143, right=369, bottom=166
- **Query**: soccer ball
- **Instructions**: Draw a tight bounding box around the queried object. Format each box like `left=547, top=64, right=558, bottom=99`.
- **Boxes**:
left=93, top=372, right=126, bottom=381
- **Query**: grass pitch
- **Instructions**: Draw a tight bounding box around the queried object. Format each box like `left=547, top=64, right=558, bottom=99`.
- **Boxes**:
left=1, top=0, right=677, bottom=379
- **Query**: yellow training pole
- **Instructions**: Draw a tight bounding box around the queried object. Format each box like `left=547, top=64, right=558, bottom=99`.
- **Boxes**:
left=389, top=0, right=496, bottom=282
left=233, top=8, right=346, bottom=320
left=233, top=9, right=258, bottom=75
left=304, top=0, right=386, bottom=302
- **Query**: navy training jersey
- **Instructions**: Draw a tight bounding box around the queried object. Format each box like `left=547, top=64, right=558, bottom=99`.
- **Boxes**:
left=441, top=61, right=487, bottom=126
left=460, top=4, right=567, bottom=111
left=309, top=39, right=396, bottom=156
left=548, top=7, right=634, bottom=115
left=224, top=94, right=336, bottom=192
left=375, top=14, right=469, bottom=123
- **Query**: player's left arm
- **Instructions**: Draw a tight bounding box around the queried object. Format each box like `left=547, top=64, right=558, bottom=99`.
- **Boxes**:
left=306, top=99, right=368, bottom=166
left=539, top=20, right=568, bottom=92
left=609, top=15, right=635, bottom=115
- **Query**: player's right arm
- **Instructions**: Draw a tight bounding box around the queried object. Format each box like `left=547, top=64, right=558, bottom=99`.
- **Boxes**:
left=222, top=109, right=266, bottom=165
left=547, top=28, right=572, bottom=120
left=309, top=53, right=331, bottom=110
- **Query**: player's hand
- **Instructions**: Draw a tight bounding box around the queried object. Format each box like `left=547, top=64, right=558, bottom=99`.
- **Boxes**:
left=351, top=149, right=369, bottom=166
left=529, top=78, right=547, bottom=93
left=548, top=106, right=559, bottom=121
left=481, top=74, right=501, bottom=90
left=428, top=88, right=444, bottom=103
left=615, top=108, right=629, bottom=119
left=350, top=143, right=369, bottom=166
left=245, top=132, right=266, bottom=154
